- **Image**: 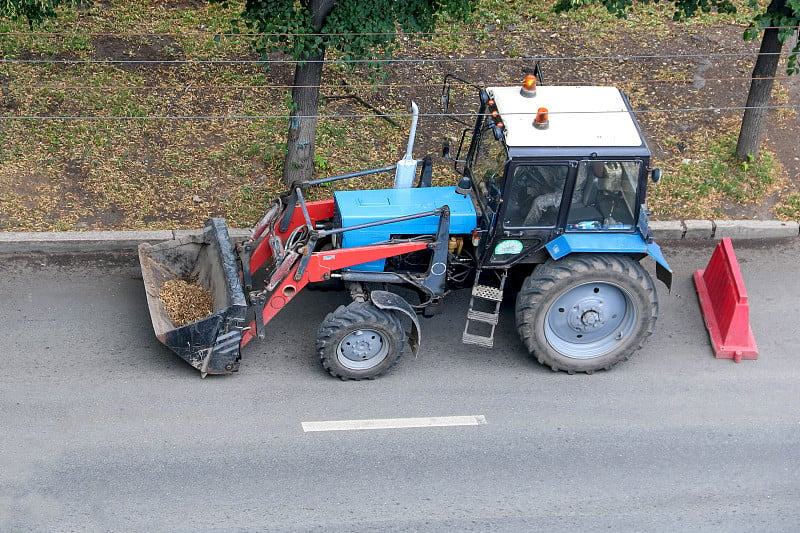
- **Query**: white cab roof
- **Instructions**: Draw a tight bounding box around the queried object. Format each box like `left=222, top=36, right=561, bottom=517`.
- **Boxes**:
left=487, top=85, right=644, bottom=148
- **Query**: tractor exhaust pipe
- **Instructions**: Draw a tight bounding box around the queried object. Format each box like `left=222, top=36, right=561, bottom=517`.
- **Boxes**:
left=394, top=101, right=419, bottom=188
left=404, top=100, right=419, bottom=159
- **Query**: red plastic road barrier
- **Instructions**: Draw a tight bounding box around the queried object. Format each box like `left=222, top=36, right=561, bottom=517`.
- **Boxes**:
left=693, top=238, right=758, bottom=362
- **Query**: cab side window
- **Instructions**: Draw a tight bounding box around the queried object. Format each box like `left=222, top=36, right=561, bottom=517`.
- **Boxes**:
left=504, top=164, right=569, bottom=227
left=566, top=160, right=641, bottom=231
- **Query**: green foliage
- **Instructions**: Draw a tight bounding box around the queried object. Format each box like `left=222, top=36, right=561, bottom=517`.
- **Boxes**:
left=744, top=0, right=800, bottom=75
left=556, top=0, right=799, bottom=74
left=225, top=0, right=478, bottom=64
left=708, top=142, right=775, bottom=204
left=0, top=0, right=88, bottom=26
left=554, top=0, right=736, bottom=19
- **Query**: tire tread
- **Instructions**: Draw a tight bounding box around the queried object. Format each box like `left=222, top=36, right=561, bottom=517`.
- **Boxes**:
left=317, top=301, right=405, bottom=380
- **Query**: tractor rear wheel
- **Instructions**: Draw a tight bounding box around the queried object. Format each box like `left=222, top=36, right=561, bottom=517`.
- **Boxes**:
left=317, top=301, right=406, bottom=380
left=515, top=254, right=658, bottom=373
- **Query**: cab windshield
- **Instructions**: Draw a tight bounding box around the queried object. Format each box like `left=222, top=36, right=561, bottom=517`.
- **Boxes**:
left=472, top=125, right=508, bottom=184
left=470, top=123, right=509, bottom=214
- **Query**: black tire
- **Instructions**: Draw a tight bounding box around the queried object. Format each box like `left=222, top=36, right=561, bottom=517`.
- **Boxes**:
left=515, top=254, right=658, bottom=374
left=317, top=301, right=406, bottom=380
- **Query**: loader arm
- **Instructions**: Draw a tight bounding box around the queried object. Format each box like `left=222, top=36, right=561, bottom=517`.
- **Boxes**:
left=240, top=240, right=431, bottom=346
left=249, top=198, right=335, bottom=274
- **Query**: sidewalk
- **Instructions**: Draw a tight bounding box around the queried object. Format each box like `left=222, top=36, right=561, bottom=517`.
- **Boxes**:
left=0, top=219, right=798, bottom=253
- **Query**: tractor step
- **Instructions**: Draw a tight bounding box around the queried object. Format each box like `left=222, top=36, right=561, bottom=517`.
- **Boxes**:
left=462, top=270, right=507, bottom=348
left=461, top=332, right=496, bottom=348
left=466, top=309, right=500, bottom=325
left=471, top=284, right=504, bottom=301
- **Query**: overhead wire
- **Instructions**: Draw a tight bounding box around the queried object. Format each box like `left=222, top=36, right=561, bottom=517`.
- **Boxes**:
left=2, top=74, right=798, bottom=91
left=0, top=24, right=797, bottom=37
left=1, top=105, right=799, bottom=121
left=0, top=50, right=793, bottom=65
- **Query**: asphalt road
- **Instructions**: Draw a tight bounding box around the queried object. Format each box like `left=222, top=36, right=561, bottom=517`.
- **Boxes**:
left=1, top=239, right=799, bottom=532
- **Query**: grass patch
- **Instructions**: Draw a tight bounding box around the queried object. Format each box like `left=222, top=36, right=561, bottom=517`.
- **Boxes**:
left=649, top=118, right=785, bottom=219
left=775, top=194, right=800, bottom=221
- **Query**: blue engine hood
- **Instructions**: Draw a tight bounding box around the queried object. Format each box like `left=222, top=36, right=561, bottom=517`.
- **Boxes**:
left=334, top=186, right=478, bottom=271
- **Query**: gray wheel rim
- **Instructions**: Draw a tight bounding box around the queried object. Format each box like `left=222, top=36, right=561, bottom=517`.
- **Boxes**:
left=337, top=329, right=389, bottom=370
left=545, top=281, right=636, bottom=359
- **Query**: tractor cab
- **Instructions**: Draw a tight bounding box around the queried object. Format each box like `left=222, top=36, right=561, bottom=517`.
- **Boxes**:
left=447, top=77, right=663, bottom=272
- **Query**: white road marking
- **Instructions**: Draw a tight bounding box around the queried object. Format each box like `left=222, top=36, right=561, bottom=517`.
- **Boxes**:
left=302, top=415, right=487, bottom=433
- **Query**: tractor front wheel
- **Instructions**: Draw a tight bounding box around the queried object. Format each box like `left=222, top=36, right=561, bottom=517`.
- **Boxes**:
left=515, top=254, right=658, bottom=373
left=317, top=301, right=406, bottom=380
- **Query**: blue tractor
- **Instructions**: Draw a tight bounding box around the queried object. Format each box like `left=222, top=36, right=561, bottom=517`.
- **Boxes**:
left=139, top=74, right=672, bottom=379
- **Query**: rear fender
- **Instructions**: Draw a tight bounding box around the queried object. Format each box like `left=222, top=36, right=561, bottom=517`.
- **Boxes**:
left=545, top=232, right=672, bottom=290
left=646, top=241, right=673, bottom=291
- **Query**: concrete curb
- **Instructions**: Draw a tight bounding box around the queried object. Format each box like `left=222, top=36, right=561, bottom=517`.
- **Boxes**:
left=1, top=220, right=798, bottom=253
left=648, top=220, right=800, bottom=241
left=0, top=228, right=253, bottom=253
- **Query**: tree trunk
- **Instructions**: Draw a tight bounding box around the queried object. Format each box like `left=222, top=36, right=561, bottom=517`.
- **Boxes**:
left=735, top=3, right=785, bottom=160
left=281, top=0, right=336, bottom=187
left=283, top=55, right=325, bottom=186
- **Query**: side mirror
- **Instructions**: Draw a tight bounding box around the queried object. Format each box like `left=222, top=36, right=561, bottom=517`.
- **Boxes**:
left=651, top=168, right=662, bottom=183
left=442, top=140, right=452, bottom=160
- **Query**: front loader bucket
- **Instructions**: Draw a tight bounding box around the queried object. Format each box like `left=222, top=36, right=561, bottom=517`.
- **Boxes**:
left=138, top=218, right=248, bottom=375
